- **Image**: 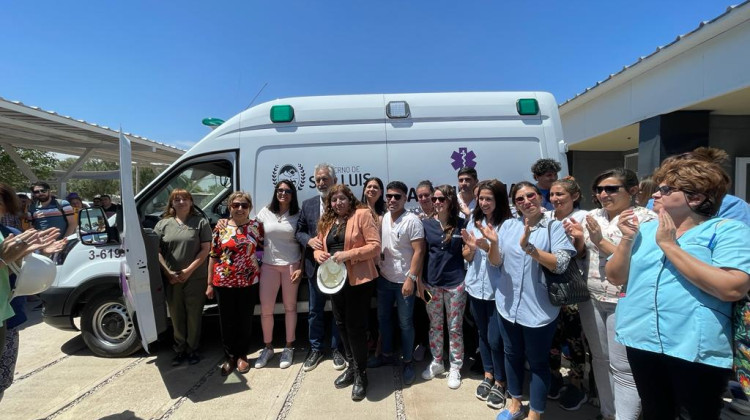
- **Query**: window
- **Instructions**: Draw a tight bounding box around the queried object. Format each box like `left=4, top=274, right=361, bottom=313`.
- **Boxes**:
left=139, top=160, right=233, bottom=227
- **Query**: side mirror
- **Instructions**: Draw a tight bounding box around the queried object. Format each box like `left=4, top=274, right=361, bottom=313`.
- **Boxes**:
left=78, top=207, right=110, bottom=245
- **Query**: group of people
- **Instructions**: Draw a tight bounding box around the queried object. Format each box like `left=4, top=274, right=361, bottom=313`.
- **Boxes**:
left=4, top=147, right=746, bottom=418
left=0, top=181, right=120, bottom=239
left=150, top=150, right=750, bottom=419
left=0, top=182, right=68, bottom=402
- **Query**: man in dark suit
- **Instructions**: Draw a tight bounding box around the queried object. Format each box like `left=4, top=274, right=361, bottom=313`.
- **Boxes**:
left=296, top=163, right=345, bottom=372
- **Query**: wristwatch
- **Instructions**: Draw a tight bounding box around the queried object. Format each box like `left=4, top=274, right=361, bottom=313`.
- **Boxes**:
left=522, top=243, right=536, bottom=255
left=406, top=272, right=418, bottom=281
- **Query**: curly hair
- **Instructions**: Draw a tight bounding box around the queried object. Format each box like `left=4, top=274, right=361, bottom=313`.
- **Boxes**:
left=531, top=159, right=562, bottom=177
left=317, top=184, right=365, bottom=236
left=472, top=179, right=512, bottom=225
left=653, top=154, right=730, bottom=217
left=161, top=189, right=200, bottom=219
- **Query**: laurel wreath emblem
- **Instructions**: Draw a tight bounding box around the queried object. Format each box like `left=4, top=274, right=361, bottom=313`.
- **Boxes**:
left=272, top=164, right=306, bottom=190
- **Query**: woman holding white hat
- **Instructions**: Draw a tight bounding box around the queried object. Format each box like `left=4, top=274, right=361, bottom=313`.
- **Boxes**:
left=314, top=184, right=380, bottom=401
left=0, top=183, right=64, bottom=400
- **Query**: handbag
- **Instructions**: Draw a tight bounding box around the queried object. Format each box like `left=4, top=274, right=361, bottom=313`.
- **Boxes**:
left=541, top=222, right=590, bottom=306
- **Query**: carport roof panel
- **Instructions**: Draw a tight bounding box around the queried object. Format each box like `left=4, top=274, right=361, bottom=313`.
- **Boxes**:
left=0, top=96, right=185, bottom=166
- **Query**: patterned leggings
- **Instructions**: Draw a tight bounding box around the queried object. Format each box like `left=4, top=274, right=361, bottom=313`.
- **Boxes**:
left=425, top=283, right=467, bottom=369
left=549, top=304, right=586, bottom=379
left=0, top=328, right=19, bottom=393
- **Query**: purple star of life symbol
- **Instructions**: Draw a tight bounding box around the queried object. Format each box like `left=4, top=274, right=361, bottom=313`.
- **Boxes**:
left=450, top=147, right=477, bottom=170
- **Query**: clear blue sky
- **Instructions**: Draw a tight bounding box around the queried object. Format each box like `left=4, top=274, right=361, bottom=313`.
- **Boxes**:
left=0, top=0, right=737, bottom=150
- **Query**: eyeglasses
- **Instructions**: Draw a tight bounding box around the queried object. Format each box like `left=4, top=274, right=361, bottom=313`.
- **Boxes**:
left=417, top=194, right=431, bottom=200
left=230, top=202, right=250, bottom=209
left=594, top=185, right=623, bottom=195
left=431, top=196, right=447, bottom=203
left=656, top=185, right=678, bottom=196
left=276, top=188, right=293, bottom=195
left=514, top=192, right=538, bottom=204
left=32, top=189, right=48, bottom=194
left=385, top=193, right=402, bottom=201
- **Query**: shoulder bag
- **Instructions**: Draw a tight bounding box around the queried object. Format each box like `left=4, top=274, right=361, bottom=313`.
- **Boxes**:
left=541, top=222, right=590, bottom=306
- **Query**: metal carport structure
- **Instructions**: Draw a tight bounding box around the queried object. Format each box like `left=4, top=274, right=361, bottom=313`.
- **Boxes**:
left=0, top=96, right=185, bottom=196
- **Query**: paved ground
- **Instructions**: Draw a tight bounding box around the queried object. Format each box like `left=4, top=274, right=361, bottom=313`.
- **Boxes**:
left=3, top=302, right=745, bottom=419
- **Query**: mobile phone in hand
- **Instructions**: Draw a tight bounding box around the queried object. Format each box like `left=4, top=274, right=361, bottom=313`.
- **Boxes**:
left=423, top=289, right=432, bottom=303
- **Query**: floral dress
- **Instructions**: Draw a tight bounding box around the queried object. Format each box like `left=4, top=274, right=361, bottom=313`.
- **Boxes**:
left=209, top=220, right=264, bottom=287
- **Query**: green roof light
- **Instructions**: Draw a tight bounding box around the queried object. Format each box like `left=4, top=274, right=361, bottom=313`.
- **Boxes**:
left=202, top=117, right=225, bottom=127
left=270, top=105, right=294, bottom=123
left=516, top=98, right=539, bottom=115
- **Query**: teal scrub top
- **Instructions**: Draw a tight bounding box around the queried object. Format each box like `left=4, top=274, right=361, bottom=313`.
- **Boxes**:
left=615, top=218, right=750, bottom=368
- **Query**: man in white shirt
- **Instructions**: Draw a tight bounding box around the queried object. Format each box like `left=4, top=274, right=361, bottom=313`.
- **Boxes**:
left=367, top=181, right=425, bottom=385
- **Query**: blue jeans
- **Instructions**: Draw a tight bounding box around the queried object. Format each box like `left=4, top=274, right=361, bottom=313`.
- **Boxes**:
left=471, top=296, right=505, bottom=382
left=498, top=315, right=558, bottom=414
left=308, top=272, right=340, bottom=352
left=377, top=277, right=415, bottom=362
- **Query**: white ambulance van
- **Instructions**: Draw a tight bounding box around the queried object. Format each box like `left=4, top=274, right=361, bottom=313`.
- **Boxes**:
left=42, top=92, right=568, bottom=357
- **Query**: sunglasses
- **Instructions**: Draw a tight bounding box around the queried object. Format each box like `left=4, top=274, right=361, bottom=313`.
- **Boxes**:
left=385, top=193, right=402, bottom=201
left=431, top=196, right=447, bottom=203
left=595, top=185, right=623, bottom=194
left=656, top=185, right=678, bottom=196
left=514, top=192, right=538, bottom=204
left=230, top=202, right=250, bottom=209
left=32, top=189, right=48, bottom=194
left=276, top=188, right=293, bottom=195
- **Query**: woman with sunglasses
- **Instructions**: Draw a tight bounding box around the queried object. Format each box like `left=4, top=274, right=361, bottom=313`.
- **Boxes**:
left=579, top=168, right=655, bottom=420
left=461, top=179, right=512, bottom=408
left=207, top=191, right=264, bottom=376
left=421, top=185, right=467, bottom=390
left=410, top=180, right=436, bottom=220
left=254, top=180, right=303, bottom=369
left=314, top=184, right=380, bottom=401
left=607, top=149, right=750, bottom=419
left=492, top=181, right=576, bottom=420
left=154, top=189, right=212, bottom=367
left=544, top=177, right=588, bottom=410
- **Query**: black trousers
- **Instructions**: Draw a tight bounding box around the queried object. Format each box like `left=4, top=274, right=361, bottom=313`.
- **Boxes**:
left=215, top=285, right=256, bottom=359
left=627, top=346, right=731, bottom=420
left=331, top=280, right=374, bottom=374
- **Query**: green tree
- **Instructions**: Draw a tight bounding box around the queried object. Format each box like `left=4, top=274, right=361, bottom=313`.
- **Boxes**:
left=59, top=158, right=161, bottom=201
left=59, top=158, right=120, bottom=200
left=0, top=146, right=58, bottom=191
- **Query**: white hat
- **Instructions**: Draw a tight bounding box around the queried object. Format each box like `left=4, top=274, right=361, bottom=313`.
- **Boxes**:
left=317, top=259, right=347, bottom=295
left=10, top=253, right=57, bottom=297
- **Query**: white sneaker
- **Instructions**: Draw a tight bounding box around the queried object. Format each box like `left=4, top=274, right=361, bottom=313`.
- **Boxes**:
left=447, top=368, right=461, bottom=389
left=421, top=360, right=446, bottom=380
left=255, top=347, right=274, bottom=368
left=279, top=347, right=294, bottom=369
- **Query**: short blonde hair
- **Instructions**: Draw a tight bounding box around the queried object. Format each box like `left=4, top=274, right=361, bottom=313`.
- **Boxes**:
left=227, top=191, right=253, bottom=212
